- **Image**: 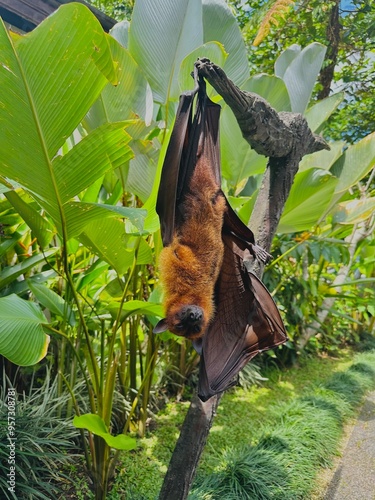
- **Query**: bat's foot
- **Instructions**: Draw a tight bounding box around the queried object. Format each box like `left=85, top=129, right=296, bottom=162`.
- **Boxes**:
left=195, top=58, right=223, bottom=80
left=252, top=244, right=272, bottom=264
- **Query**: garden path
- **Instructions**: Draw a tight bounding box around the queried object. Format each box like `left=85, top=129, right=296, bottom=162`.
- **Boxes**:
left=324, top=390, right=375, bottom=500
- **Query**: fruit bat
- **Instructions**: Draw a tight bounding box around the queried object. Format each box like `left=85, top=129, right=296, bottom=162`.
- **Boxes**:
left=154, top=68, right=287, bottom=401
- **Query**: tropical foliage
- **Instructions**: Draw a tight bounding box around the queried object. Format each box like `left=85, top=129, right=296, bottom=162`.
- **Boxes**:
left=0, top=0, right=373, bottom=497
left=231, top=0, right=375, bottom=142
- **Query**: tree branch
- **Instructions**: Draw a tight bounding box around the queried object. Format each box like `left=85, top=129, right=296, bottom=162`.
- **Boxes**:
left=317, top=0, right=341, bottom=99
left=195, top=58, right=329, bottom=158
left=158, top=394, right=221, bottom=499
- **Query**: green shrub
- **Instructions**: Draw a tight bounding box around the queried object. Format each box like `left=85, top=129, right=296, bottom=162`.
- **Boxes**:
left=0, top=370, right=81, bottom=499
left=190, top=446, right=290, bottom=500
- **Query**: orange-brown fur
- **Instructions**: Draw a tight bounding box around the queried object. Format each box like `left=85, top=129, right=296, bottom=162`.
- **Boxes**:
left=159, top=157, right=226, bottom=338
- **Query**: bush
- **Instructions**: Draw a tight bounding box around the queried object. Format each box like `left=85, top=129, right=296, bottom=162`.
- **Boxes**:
left=190, top=446, right=290, bottom=500
left=0, top=369, right=81, bottom=499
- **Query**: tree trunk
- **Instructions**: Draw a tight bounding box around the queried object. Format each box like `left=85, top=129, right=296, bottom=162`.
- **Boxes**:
left=158, top=394, right=221, bottom=499
left=159, top=59, right=329, bottom=500
left=317, top=0, right=341, bottom=99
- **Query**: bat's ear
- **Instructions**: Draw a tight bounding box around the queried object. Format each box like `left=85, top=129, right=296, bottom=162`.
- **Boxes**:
left=153, top=318, right=169, bottom=334
left=192, top=338, right=203, bottom=355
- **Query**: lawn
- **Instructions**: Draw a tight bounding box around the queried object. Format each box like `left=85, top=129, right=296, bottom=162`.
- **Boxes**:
left=104, top=348, right=375, bottom=499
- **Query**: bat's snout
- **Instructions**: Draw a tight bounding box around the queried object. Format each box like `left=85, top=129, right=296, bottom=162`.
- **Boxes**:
left=153, top=305, right=206, bottom=338
left=182, top=305, right=203, bottom=323
left=177, top=305, right=205, bottom=338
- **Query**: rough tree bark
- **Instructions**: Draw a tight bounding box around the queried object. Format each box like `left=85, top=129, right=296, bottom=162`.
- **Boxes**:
left=158, top=58, right=329, bottom=500
left=317, top=0, right=341, bottom=100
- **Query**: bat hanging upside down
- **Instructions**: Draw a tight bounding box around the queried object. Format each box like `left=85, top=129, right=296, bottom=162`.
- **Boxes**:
left=154, top=66, right=287, bottom=400
left=155, top=155, right=226, bottom=339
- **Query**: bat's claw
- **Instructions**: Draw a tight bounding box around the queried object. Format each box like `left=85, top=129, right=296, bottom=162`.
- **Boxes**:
left=195, top=58, right=222, bottom=79
left=252, top=244, right=272, bottom=264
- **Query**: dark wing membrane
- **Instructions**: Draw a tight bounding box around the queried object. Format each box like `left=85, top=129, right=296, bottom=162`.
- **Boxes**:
left=198, top=234, right=287, bottom=401
left=156, top=91, right=197, bottom=247
left=223, top=198, right=272, bottom=264
left=248, top=271, right=286, bottom=337
left=195, top=92, right=221, bottom=187
left=156, top=77, right=221, bottom=247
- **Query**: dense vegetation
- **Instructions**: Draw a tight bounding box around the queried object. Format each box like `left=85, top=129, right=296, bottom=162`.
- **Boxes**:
left=231, top=0, right=375, bottom=143
left=0, top=0, right=374, bottom=498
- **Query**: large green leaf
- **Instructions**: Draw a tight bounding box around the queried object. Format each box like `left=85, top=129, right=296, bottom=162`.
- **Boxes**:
left=128, top=0, right=203, bottom=104
left=5, top=190, right=54, bottom=248
left=0, top=249, right=58, bottom=290
left=332, top=132, right=375, bottom=197
left=0, top=294, right=49, bottom=366
left=110, top=20, right=130, bottom=49
left=86, top=36, right=153, bottom=128
left=76, top=260, right=109, bottom=293
left=242, top=74, right=291, bottom=112
left=64, top=202, right=146, bottom=239
left=45, top=122, right=133, bottom=232
left=124, top=139, right=160, bottom=203
left=79, top=221, right=152, bottom=275
left=275, top=43, right=327, bottom=114
left=0, top=4, right=116, bottom=182
left=73, top=414, right=136, bottom=451
left=238, top=194, right=258, bottom=226
left=304, top=93, right=344, bottom=132
left=220, top=105, right=267, bottom=187
left=0, top=6, right=133, bottom=240
left=298, top=141, right=345, bottom=173
left=0, top=232, right=22, bottom=259
left=53, top=122, right=133, bottom=205
left=142, top=125, right=175, bottom=235
left=202, top=0, right=249, bottom=86
left=28, top=281, right=76, bottom=326
left=1, top=270, right=57, bottom=298
left=79, top=219, right=135, bottom=274
left=278, top=168, right=338, bottom=233
left=107, top=300, right=164, bottom=321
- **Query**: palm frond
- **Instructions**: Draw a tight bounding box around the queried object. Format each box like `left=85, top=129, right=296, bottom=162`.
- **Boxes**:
left=253, top=0, right=295, bottom=46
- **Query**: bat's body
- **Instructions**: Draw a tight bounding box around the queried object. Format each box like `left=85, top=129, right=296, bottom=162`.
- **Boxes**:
left=157, top=157, right=226, bottom=339
left=154, top=70, right=287, bottom=400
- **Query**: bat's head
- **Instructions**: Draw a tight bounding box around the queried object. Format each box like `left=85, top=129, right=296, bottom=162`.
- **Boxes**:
left=153, top=305, right=206, bottom=339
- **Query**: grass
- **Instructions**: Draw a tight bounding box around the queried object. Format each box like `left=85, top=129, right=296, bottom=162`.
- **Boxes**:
left=190, top=349, right=375, bottom=499
left=105, top=348, right=375, bottom=499
left=5, top=347, right=371, bottom=499
left=63, top=348, right=374, bottom=498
